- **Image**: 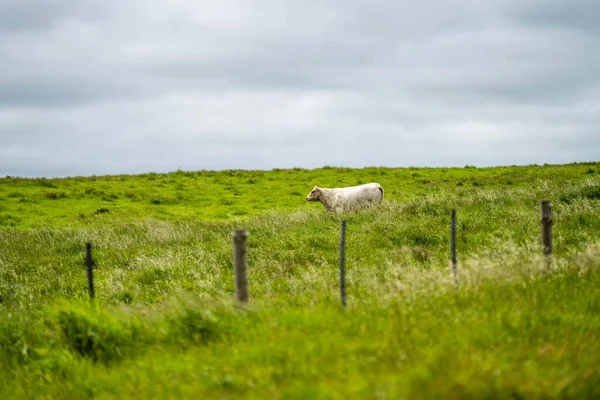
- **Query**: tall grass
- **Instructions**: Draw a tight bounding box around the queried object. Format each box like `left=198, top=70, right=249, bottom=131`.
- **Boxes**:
left=0, top=163, right=599, bottom=398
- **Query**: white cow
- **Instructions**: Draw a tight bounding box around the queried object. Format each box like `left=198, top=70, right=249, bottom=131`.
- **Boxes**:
left=305, top=183, right=384, bottom=213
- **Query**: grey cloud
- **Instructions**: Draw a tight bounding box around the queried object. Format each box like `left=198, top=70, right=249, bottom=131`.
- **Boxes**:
left=0, top=1, right=107, bottom=32
left=0, top=1, right=71, bottom=32
left=509, top=0, right=600, bottom=33
left=145, top=2, right=600, bottom=106
left=0, top=75, right=174, bottom=108
left=0, top=79, right=118, bottom=107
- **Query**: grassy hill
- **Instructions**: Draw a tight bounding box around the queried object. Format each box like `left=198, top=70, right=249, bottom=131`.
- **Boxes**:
left=1, top=163, right=599, bottom=398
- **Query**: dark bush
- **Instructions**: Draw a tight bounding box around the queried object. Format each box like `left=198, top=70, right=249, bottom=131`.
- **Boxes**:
left=56, top=307, right=144, bottom=364
left=44, top=191, right=67, bottom=200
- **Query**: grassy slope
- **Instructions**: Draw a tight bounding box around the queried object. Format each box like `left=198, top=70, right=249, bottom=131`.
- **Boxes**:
left=1, top=163, right=600, bottom=398
left=2, top=163, right=598, bottom=227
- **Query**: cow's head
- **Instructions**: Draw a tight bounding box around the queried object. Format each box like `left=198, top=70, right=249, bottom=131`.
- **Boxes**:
left=306, top=186, right=321, bottom=201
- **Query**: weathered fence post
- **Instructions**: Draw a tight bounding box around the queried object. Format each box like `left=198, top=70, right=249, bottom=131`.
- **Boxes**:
left=232, top=229, right=249, bottom=303
left=86, top=242, right=95, bottom=300
left=451, top=209, right=457, bottom=282
left=540, top=201, right=553, bottom=257
left=339, top=220, right=347, bottom=307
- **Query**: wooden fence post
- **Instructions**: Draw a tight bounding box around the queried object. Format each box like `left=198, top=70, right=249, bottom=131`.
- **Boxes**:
left=540, top=201, right=553, bottom=257
left=232, top=229, right=249, bottom=303
left=86, top=242, right=95, bottom=300
left=451, top=209, right=457, bottom=282
left=339, top=220, right=347, bottom=307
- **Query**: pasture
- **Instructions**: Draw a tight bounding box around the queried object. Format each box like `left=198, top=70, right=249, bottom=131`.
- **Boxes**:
left=1, top=163, right=599, bottom=398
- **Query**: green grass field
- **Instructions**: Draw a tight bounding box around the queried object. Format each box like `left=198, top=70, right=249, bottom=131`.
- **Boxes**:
left=1, top=163, right=600, bottom=398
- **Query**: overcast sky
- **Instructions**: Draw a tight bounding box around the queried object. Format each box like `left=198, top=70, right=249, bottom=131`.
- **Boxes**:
left=1, top=0, right=599, bottom=177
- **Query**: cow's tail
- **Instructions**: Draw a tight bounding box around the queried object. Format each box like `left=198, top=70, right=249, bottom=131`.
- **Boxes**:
left=378, top=184, right=384, bottom=201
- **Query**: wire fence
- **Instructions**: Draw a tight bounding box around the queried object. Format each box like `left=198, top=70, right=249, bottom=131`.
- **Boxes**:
left=82, top=201, right=555, bottom=306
